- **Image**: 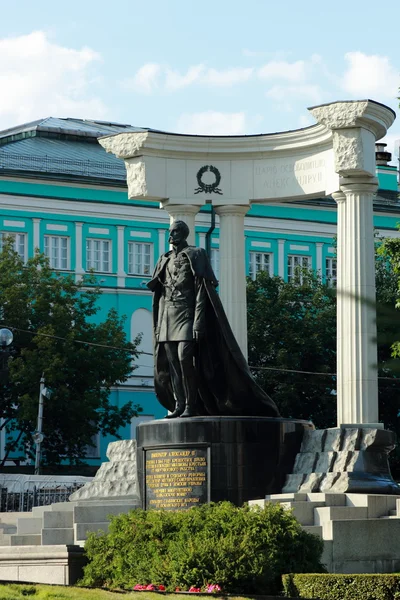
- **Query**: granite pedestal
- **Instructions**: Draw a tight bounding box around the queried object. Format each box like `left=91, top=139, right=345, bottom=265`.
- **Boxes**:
left=136, top=416, right=313, bottom=509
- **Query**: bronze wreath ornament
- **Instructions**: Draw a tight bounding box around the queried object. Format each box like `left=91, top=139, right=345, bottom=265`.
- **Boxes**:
left=194, top=165, right=223, bottom=195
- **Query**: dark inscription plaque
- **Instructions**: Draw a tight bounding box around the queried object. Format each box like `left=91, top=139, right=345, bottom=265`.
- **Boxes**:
left=145, top=447, right=208, bottom=510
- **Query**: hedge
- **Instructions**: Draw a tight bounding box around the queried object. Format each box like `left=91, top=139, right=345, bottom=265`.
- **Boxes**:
left=80, top=501, right=325, bottom=594
left=282, top=573, right=400, bottom=599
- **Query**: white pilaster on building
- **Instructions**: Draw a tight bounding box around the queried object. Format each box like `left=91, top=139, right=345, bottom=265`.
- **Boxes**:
left=33, top=218, right=40, bottom=252
left=198, top=232, right=206, bottom=249
left=333, top=178, right=380, bottom=427
left=278, top=239, right=285, bottom=278
left=316, top=242, right=323, bottom=275
left=162, top=204, right=201, bottom=246
left=215, top=205, right=249, bottom=359
left=74, top=222, right=85, bottom=282
left=117, top=226, right=126, bottom=287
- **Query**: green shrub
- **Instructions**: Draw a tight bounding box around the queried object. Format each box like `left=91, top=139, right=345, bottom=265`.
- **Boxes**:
left=80, top=501, right=324, bottom=594
left=282, top=573, right=400, bottom=599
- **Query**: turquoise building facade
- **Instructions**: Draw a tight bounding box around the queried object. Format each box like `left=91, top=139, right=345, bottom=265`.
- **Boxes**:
left=0, top=118, right=399, bottom=466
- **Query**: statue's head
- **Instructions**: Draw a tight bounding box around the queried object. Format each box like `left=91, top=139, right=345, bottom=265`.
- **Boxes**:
left=169, top=220, right=190, bottom=247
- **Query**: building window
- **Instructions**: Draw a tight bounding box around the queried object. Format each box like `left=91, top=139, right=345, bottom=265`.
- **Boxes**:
left=86, top=239, right=111, bottom=272
left=128, top=242, right=152, bottom=276
left=325, top=257, right=337, bottom=287
left=44, top=235, right=69, bottom=270
left=249, top=251, right=272, bottom=280
left=211, top=248, right=219, bottom=279
left=84, top=432, right=100, bottom=458
left=0, top=232, right=27, bottom=262
left=287, top=254, right=311, bottom=284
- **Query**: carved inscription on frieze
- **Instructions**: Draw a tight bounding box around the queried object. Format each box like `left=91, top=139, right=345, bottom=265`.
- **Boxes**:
left=254, top=157, right=326, bottom=194
left=145, top=448, right=209, bottom=511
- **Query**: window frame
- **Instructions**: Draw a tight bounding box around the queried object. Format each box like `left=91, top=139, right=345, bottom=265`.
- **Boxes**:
left=0, top=231, right=27, bottom=263
left=44, top=234, right=70, bottom=270
left=325, top=256, right=337, bottom=287
left=127, top=241, right=153, bottom=276
left=249, top=251, right=273, bottom=280
left=287, top=254, right=312, bottom=284
left=86, top=238, right=112, bottom=273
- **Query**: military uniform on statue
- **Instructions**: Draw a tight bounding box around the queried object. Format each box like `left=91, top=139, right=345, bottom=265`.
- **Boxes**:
left=147, top=220, right=280, bottom=418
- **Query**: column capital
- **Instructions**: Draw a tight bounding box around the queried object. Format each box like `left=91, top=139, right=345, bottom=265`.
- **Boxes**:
left=214, top=204, right=249, bottom=217
left=161, top=203, right=201, bottom=218
left=332, top=190, right=346, bottom=204
left=339, top=176, right=378, bottom=195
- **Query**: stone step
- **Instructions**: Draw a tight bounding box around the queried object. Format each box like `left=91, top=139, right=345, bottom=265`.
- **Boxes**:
left=42, top=528, right=74, bottom=545
left=263, top=492, right=308, bottom=502
left=280, top=501, right=326, bottom=526
left=302, top=525, right=323, bottom=538
left=0, top=523, right=16, bottom=534
left=74, top=521, right=110, bottom=542
left=73, top=504, right=133, bottom=524
left=0, top=534, right=11, bottom=546
left=314, top=506, right=368, bottom=526
left=306, top=493, right=346, bottom=506
left=10, top=534, right=42, bottom=546
left=16, top=517, right=43, bottom=535
left=43, top=510, right=73, bottom=529
left=346, top=493, right=399, bottom=517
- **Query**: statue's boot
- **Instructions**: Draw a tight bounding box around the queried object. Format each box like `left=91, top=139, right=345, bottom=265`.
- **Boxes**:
left=165, top=399, right=185, bottom=419
left=180, top=377, right=198, bottom=418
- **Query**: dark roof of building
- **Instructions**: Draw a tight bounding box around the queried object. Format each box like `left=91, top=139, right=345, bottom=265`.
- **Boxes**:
left=0, top=117, right=145, bottom=183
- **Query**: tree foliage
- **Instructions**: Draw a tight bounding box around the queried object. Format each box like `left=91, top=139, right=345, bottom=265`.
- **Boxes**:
left=0, top=240, right=142, bottom=466
left=247, top=252, right=400, bottom=439
left=247, top=270, right=337, bottom=426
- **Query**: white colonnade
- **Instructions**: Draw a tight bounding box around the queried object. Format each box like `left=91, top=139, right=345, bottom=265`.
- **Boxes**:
left=99, top=100, right=395, bottom=428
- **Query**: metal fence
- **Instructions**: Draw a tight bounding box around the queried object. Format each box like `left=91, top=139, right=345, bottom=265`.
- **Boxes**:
left=0, top=154, right=126, bottom=180
left=0, top=479, right=87, bottom=512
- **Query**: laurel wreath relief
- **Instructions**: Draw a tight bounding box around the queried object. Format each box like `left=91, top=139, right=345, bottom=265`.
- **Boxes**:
left=194, top=165, right=223, bottom=195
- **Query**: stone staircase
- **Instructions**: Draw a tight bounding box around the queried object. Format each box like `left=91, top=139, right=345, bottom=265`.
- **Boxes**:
left=0, top=500, right=137, bottom=548
left=249, top=492, right=400, bottom=573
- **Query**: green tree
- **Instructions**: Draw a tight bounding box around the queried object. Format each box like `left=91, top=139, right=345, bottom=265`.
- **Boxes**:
left=247, top=252, right=400, bottom=436
left=247, top=270, right=337, bottom=426
left=0, top=240, right=142, bottom=466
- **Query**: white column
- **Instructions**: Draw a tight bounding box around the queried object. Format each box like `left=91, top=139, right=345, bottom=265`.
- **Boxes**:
left=278, top=239, right=285, bottom=278
left=162, top=204, right=201, bottom=245
left=157, top=228, right=166, bottom=258
left=117, top=226, right=126, bottom=287
left=75, top=222, right=85, bottom=282
left=333, top=177, right=380, bottom=428
left=33, top=218, right=41, bottom=252
left=316, top=242, right=323, bottom=275
left=215, top=205, right=249, bottom=359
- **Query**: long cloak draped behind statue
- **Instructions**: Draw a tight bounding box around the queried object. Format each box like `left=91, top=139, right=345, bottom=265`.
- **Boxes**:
left=147, top=246, right=280, bottom=418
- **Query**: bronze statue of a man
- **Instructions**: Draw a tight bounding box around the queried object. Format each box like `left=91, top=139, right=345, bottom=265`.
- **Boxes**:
left=147, top=220, right=280, bottom=419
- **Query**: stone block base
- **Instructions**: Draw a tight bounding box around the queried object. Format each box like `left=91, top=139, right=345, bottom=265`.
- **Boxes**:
left=0, top=545, right=86, bottom=585
left=250, top=492, right=400, bottom=573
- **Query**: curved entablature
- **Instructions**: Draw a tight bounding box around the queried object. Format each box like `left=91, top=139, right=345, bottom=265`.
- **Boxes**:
left=98, top=100, right=395, bottom=205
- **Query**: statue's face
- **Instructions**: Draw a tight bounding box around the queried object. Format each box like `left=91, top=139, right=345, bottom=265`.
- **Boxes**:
left=169, top=224, right=187, bottom=246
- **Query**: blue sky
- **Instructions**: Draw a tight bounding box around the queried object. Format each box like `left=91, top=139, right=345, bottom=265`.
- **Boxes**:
left=1, top=0, right=400, bottom=160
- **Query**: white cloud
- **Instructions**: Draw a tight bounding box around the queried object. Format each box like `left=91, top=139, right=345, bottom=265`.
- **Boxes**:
left=165, top=64, right=206, bottom=91
left=341, top=52, right=399, bottom=98
left=125, top=63, right=254, bottom=93
left=176, top=111, right=248, bottom=135
left=0, top=31, right=106, bottom=128
left=258, top=60, right=307, bottom=83
left=122, top=63, right=161, bottom=94
left=266, top=84, right=323, bottom=105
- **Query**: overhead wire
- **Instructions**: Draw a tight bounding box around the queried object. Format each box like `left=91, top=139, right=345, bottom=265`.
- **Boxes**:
left=2, top=323, right=400, bottom=382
